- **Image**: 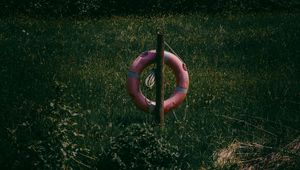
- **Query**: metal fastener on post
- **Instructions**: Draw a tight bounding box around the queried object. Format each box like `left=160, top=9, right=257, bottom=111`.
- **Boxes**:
left=154, top=31, right=164, bottom=128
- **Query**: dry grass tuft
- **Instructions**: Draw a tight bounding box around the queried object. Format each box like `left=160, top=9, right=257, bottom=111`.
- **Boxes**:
left=214, top=137, right=300, bottom=169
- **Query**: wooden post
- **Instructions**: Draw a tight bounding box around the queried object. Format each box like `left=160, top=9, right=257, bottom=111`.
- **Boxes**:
left=155, top=31, right=164, bottom=128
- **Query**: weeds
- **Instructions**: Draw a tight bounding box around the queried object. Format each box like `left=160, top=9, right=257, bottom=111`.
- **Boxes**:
left=0, top=13, right=300, bottom=169
left=98, top=123, right=186, bottom=170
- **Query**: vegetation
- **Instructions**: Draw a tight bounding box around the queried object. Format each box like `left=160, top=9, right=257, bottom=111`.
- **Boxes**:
left=1, top=0, right=300, bottom=17
left=0, top=12, right=300, bottom=169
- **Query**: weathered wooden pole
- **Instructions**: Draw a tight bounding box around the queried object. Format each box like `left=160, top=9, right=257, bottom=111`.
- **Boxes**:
left=155, top=31, right=164, bottom=128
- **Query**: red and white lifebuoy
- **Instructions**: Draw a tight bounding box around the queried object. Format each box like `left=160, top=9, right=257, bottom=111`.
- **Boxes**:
left=127, top=50, right=189, bottom=113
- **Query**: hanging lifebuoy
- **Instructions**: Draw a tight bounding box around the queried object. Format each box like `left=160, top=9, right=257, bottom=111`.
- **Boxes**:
left=127, top=50, right=189, bottom=113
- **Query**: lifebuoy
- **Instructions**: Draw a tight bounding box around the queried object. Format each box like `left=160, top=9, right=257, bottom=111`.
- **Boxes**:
left=127, top=50, right=189, bottom=113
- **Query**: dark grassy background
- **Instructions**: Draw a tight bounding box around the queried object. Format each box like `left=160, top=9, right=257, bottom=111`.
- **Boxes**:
left=1, top=0, right=300, bottom=17
left=0, top=7, right=300, bottom=170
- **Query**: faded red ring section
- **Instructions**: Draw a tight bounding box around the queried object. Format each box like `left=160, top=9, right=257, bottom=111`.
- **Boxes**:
left=127, top=50, right=189, bottom=113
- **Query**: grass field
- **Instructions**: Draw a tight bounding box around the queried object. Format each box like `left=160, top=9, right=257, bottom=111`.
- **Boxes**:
left=1, top=13, right=300, bottom=169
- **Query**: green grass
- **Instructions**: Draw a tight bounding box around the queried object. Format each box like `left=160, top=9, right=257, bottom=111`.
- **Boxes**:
left=0, top=13, right=300, bottom=169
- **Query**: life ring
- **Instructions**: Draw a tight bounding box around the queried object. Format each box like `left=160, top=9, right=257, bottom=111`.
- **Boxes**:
left=127, top=50, right=189, bottom=113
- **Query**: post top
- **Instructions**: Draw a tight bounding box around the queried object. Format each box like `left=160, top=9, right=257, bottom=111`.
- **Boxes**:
left=156, top=28, right=164, bottom=35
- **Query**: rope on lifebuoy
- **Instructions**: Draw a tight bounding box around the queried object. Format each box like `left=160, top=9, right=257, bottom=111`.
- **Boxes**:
left=145, top=69, right=156, bottom=89
left=143, top=41, right=184, bottom=90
